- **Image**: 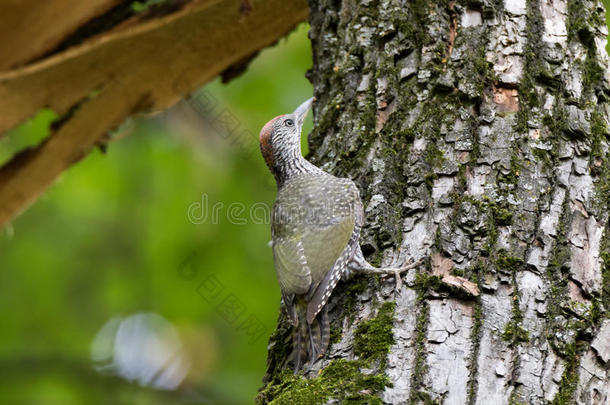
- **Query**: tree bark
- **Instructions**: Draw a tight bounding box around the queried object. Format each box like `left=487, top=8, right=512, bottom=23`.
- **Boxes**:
left=259, top=0, right=610, bottom=404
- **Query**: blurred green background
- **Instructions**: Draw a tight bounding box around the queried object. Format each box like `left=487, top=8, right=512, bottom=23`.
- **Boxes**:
left=0, top=24, right=312, bottom=405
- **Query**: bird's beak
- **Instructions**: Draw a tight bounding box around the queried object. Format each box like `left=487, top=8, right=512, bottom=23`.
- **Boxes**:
left=293, top=97, right=315, bottom=126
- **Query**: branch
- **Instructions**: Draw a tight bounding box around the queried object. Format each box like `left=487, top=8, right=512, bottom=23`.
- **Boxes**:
left=0, top=0, right=308, bottom=228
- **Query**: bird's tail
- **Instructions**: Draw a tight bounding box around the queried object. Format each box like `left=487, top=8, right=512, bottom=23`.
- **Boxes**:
left=290, top=298, right=330, bottom=372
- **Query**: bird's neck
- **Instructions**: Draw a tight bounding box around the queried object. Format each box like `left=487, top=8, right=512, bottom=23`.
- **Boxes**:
left=273, top=151, right=324, bottom=188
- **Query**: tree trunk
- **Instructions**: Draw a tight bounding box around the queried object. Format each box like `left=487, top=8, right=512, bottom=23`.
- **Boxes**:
left=259, top=0, right=610, bottom=404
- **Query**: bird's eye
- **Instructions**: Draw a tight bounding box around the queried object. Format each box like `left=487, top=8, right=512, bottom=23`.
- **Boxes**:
left=284, top=119, right=294, bottom=127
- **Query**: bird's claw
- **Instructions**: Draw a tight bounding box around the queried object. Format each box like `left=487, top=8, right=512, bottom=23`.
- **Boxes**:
left=393, top=270, right=403, bottom=294
left=392, top=258, right=424, bottom=294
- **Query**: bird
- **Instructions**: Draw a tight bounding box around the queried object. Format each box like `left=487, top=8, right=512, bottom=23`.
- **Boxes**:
left=259, top=98, right=421, bottom=371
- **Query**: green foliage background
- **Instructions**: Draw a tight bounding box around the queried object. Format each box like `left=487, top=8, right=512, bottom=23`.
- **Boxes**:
left=0, top=24, right=312, bottom=405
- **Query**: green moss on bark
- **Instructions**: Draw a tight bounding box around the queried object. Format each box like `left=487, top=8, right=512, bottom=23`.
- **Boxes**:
left=408, top=295, right=431, bottom=404
left=495, top=249, right=524, bottom=274
left=551, top=342, right=583, bottom=405
left=467, top=298, right=484, bottom=405
left=257, top=300, right=397, bottom=404
left=567, top=0, right=604, bottom=44
left=501, top=320, right=530, bottom=344
left=515, top=0, right=545, bottom=133
left=257, top=359, right=390, bottom=405
left=353, top=301, right=396, bottom=367
left=343, top=274, right=374, bottom=320
left=501, top=273, right=530, bottom=344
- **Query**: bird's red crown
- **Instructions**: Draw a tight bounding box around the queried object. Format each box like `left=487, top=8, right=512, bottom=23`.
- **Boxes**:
left=259, top=115, right=285, bottom=169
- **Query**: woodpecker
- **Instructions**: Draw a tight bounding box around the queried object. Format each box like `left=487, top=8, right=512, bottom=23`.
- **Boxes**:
left=259, top=98, right=420, bottom=371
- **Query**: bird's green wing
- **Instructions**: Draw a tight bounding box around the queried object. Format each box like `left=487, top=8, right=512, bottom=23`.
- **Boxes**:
left=306, top=183, right=363, bottom=324
left=273, top=236, right=312, bottom=296
left=301, top=213, right=355, bottom=288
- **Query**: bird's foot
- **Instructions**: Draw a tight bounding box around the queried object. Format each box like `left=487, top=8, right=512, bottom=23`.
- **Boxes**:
left=348, top=248, right=424, bottom=292
left=374, top=258, right=424, bottom=293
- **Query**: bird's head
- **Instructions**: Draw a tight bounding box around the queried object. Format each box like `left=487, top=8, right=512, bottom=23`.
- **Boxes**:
left=259, top=98, right=314, bottom=174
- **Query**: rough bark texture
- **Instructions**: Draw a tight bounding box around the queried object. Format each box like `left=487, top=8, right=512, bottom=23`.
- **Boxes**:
left=259, top=0, right=610, bottom=404
left=0, top=0, right=307, bottom=228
